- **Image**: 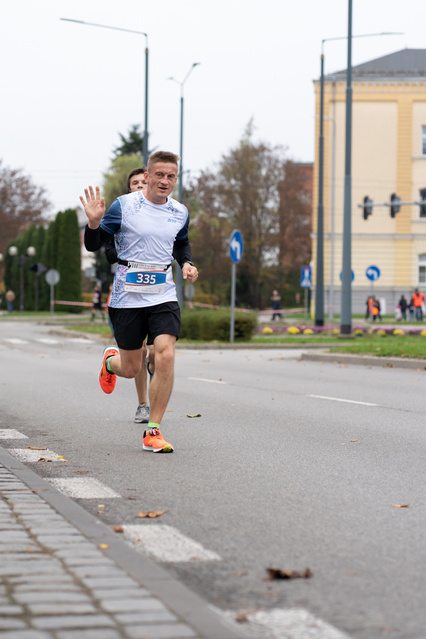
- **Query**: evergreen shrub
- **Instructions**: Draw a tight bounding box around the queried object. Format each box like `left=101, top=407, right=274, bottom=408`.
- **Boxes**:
left=180, top=309, right=256, bottom=342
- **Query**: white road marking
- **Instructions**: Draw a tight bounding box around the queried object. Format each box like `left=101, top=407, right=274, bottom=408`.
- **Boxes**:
left=48, top=477, right=121, bottom=499
left=8, top=448, right=64, bottom=462
left=3, top=338, right=29, bottom=344
left=0, top=429, right=28, bottom=440
left=228, top=607, right=351, bottom=639
left=66, top=338, right=94, bottom=344
left=35, top=338, right=60, bottom=344
left=187, top=376, right=227, bottom=384
left=308, top=394, right=378, bottom=407
left=121, top=524, right=222, bottom=562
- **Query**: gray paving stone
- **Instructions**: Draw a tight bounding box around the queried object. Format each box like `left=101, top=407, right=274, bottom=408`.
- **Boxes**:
left=125, top=624, right=196, bottom=638
left=27, top=603, right=97, bottom=615
left=0, top=562, right=64, bottom=577
left=14, top=583, right=80, bottom=593
left=56, top=630, right=122, bottom=639
left=71, top=566, right=126, bottom=579
left=62, top=557, right=116, bottom=568
left=54, top=545, right=99, bottom=557
left=79, top=577, right=137, bottom=589
left=92, top=588, right=150, bottom=600
left=15, top=592, right=92, bottom=604
left=0, top=632, right=53, bottom=639
left=101, top=598, right=168, bottom=614
left=0, top=617, right=28, bottom=630
left=32, top=615, right=115, bottom=630
left=115, top=610, right=178, bottom=624
left=0, top=544, right=40, bottom=553
left=0, top=604, right=25, bottom=614
left=10, top=574, right=76, bottom=585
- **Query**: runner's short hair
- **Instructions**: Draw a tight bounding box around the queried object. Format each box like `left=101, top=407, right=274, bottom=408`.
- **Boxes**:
left=147, top=151, right=179, bottom=170
left=127, top=166, right=147, bottom=193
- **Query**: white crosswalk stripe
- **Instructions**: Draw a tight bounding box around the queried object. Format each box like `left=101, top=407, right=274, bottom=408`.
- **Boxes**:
left=121, top=524, right=222, bottom=562
left=7, top=448, right=66, bottom=462
left=0, top=429, right=29, bottom=439
left=3, top=338, right=29, bottom=344
left=48, top=477, right=121, bottom=499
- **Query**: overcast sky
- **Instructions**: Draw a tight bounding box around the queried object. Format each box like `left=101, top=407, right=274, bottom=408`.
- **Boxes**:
left=0, top=0, right=422, bottom=216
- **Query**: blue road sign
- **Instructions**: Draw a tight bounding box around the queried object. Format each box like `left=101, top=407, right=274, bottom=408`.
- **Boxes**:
left=365, top=265, right=380, bottom=281
left=340, top=270, right=355, bottom=282
left=229, top=230, right=243, bottom=263
left=300, top=266, right=312, bottom=288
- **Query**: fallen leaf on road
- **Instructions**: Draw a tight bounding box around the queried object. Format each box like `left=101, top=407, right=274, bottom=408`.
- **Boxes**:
left=187, top=414, right=201, bottom=418
left=99, top=544, right=109, bottom=549
left=265, top=567, right=313, bottom=581
left=27, top=447, right=48, bottom=450
left=391, top=504, right=410, bottom=508
left=235, top=612, right=252, bottom=623
left=113, top=526, right=124, bottom=533
left=37, top=458, right=52, bottom=462
left=350, top=439, right=358, bottom=442
left=137, top=511, right=166, bottom=518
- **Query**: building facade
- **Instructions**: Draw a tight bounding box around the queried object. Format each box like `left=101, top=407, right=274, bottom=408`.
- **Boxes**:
left=312, top=49, right=426, bottom=316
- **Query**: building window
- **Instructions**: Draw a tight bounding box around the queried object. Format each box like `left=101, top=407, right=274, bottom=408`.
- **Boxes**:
left=422, top=126, right=426, bottom=156
left=418, top=254, right=426, bottom=284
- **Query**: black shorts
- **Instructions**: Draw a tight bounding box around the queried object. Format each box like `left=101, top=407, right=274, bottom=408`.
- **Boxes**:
left=108, top=302, right=181, bottom=351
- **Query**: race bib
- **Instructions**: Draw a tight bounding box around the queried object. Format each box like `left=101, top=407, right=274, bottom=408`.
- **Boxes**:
left=124, top=263, right=168, bottom=294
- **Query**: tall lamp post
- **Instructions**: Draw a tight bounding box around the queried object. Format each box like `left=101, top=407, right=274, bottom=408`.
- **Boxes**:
left=9, top=246, right=36, bottom=312
left=315, top=26, right=402, bottom=328
left=168, top=62, right=200, bottom=306
left=60, top=18, right=149, bottom=165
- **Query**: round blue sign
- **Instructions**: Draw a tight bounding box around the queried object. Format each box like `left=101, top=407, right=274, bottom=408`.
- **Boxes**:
left=340, top=270, right=355, bottom=282
left=229, top=230, right=243, bottom=263
left=365, top=265, right=380, bottom=281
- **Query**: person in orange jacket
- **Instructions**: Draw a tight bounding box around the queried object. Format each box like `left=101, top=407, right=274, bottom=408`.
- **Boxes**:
left=411, top=288, right=424, bottom=321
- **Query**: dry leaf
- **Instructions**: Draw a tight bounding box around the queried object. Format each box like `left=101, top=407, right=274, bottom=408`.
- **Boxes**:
left=27, top=447, right=48, bottom=450
left=350, top=439, right=358, bottom=442
left=113, top=526, right=124, bottom=533
left=265, top=567, right=313, bottom=581
left=37, top=457, right=52, bottom=462
left=99, top=543, right=109, bottom=549
left=391, top=504, right=410, bottom=508
left=137, top=511, right=166, bottom=518
left=98, top=505, right=105, bottom=508
left=187, top=414, right=201, bottom=418
left=235, top=612, right=251, bottom=623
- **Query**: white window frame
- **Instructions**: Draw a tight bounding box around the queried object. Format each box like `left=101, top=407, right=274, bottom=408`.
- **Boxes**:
left=418, top=254, right=426, bottom=285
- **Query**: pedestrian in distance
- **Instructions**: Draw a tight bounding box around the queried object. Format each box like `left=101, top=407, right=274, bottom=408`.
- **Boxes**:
left=81, top=151, right=198, bottom=454
left=398, top=294, right=407, bottom=321
left=372, top=296, right=381, bottom=322
left=104, top=165, right=154, bottom=425
left=366, top=295, right=373, bottom=320
left=5, top=290, right=15, bottom=313
left=270, top=289, right=283, bottom=320
left=411, top=288, right=424, bottom=321
left=91, top=283, right=105, bottom=321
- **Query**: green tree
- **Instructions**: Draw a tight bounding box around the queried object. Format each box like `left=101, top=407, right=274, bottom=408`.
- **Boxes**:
left=113, top=124, right=145, bottom=158
left=56, top=209, right=82, bottom=313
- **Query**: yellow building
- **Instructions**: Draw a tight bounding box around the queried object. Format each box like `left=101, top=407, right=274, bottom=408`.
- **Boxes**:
left=312, top=48, right=426, bottom=317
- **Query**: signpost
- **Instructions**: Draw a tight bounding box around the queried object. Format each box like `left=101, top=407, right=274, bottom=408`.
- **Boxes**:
left=229, top=230, right=243, bottom=342
left=365, top=265, right=380, bottom=316
left=45, top=269, right=60, bottom=315
left=300, top=266, right=312, bottom=320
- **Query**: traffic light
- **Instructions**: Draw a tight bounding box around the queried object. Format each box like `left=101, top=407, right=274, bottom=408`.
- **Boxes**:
left=362, top=196, right=373, bottom=220
left=420, top=188, right=426, bottom=217
left=390, top=193, right=401, bottom=218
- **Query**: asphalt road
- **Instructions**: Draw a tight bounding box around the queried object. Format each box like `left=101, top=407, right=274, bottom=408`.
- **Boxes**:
left=1, top=320, right=426, bottom=639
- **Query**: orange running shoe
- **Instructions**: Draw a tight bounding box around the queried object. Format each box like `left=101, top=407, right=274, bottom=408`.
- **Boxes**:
left=143, top=428, right=174, bottom=453
left=99, top=345, right=119, bottom=394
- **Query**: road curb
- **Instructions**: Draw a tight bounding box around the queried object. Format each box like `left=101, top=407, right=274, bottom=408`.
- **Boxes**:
left=301, top=350, right=426, bottom=370
left=0, top=445, right=244, bottom=639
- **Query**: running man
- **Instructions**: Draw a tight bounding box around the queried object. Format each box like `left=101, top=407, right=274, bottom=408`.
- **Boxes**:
left=104, top=166, right=154, bottom=425
left=81, top=151, right=198, bottom=453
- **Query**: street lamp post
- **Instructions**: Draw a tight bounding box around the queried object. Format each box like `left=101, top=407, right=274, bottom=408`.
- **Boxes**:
left=168, top=63, right=200, bottom=305
left=9, top=246, right=36, bottom=312
left=60, top=18, right=149, bottom=165
left=315, top=27, right=403, bottom=329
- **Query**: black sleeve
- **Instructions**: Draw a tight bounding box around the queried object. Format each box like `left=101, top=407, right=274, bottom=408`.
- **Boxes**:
left=104, top=234, right=118, bottom=264
left=84, top=225, right=112, bottom=252
left=173, top=237, right=193, bottom=268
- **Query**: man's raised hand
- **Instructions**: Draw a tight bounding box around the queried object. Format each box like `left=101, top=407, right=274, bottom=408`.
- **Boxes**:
left=79, top=186, right=106, bottom=229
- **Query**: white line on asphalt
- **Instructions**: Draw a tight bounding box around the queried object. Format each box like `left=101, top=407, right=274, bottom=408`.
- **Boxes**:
left=187, top=377, right=227, bottom=384
left=3, top=338, right=29, bottom=344
left=66, top=338, right=94, bottom=344
left=35, top=338, right=60, bottom=344
left=0, top=430, right=29, bottom=440
left=226, top=607, right=352, bottom=639
left=7, top=448, right=65, bottom=462
left=48, top=477, right=121, bottom=499
left=121, top=524, right=222, bottom=562
left=308, top=394, right=378, bottom=407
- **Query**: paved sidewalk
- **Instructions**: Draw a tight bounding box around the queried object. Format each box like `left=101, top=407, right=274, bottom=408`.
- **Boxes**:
left=0, top=448, right=243, bottom=639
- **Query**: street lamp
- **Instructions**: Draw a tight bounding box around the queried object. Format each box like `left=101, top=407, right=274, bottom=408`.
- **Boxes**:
left=168, top=62, right=200, bottom=305
left=60, top=18, right=149, bottom=165
left=315, top=27, right=403, bottom=328
left=9, top=246, right=36, bottom=312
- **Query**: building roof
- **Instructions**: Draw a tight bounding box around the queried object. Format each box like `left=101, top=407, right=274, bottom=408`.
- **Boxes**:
left=326, top=48, right=426, bottom=80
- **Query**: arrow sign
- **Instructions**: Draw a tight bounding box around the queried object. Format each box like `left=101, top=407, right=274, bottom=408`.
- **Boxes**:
left=229, top=230, right=243, bottom=263
left=365, top=265, right=380, bottom=282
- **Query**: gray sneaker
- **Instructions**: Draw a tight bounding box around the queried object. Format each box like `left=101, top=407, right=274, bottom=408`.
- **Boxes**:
left=134, top=402, right=149, bottom=424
